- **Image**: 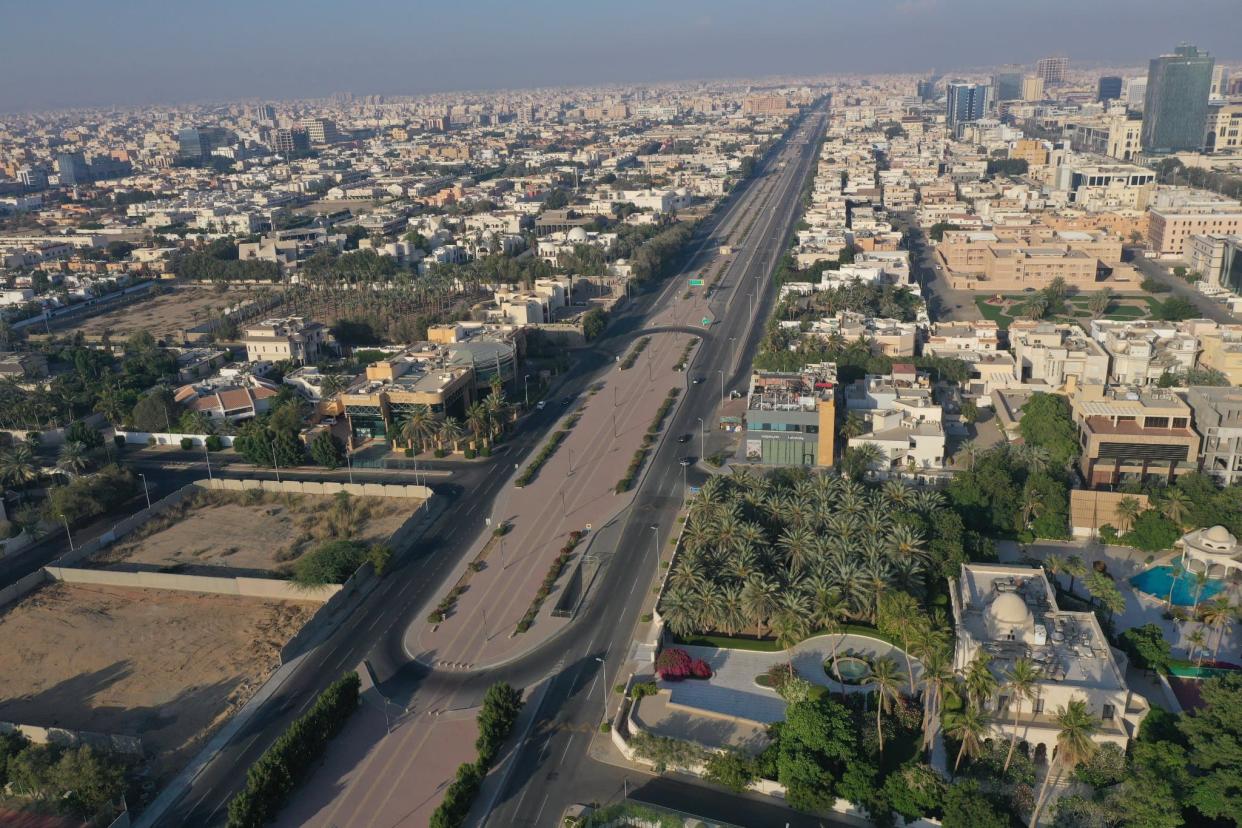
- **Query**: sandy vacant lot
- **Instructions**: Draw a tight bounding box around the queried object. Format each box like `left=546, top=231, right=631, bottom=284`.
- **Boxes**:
left=93, top=489, right=414, bottom=577
left=72, top=286, right=242, bottom=340
left=0, top=583, right=316, bottom=778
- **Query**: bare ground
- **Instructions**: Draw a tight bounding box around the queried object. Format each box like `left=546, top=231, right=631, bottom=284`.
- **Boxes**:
left=91, top=490, right=414, bottom=577
left=72, top=286, right=240, bottom=340
left=0, top=583, right=316, bottom=780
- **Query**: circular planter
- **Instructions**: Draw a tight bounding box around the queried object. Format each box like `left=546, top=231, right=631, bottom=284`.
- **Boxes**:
left=825, top=655, right=871, bottom=685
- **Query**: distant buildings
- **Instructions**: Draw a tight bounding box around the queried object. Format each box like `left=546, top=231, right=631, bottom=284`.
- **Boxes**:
left=299, top=118, right=341, bottom=145
left=177, top=126, right=234, bottom=160
left=55, top=152, right=90, bottom=187
left=1036, top=56, right=1068, bottom=87
left=269, top=128, right=310, bottom=155
left=1021, top=75, right=1045, bottom=102
left=1097, top=75, right=1123, bottom=102
left=1141, top=45, right=1215, bottom=154
left=1146, top=190, right=1242, bottom=258
left=992, top=68, right=1024, bottom=103
left=946, top=82, right=989, bottom=133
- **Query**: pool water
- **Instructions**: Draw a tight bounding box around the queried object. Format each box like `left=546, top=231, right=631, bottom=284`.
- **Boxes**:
left=1129, top=565, right=1225, bottom=607
left=829, top=657, right=870, bottom=682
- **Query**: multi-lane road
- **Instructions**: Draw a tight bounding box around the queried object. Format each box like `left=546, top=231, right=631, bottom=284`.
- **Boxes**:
left=138, top=100, right=831, bottom=827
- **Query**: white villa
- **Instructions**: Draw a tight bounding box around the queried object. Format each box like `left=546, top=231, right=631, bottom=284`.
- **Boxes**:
left=950, top=563, right=1149, bottom=759
left=1179, top=525, right=1242, bottom=579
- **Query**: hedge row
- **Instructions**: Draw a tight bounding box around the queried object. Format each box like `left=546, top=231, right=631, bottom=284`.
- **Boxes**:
left=673, top=340, right=696, bottom=372
left=515, top=530, right=583, bottom=633
left=514, top=430, right=567, bottom=487
left=226, top=672, right=361, bottom=828
left=620, top=337, right=651, bottom=370
left=615, top=388, right=680, bottom=493
left=429, top=683, right=525, bottom=828
left=426, top=583, right=466, bottom=624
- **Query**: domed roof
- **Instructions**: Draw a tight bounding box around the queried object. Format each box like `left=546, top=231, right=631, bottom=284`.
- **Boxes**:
left=567, top=226, right=589, bottom=242
left=1202, top=525, right=1235, bottom=546
left=988, top=591, right=1032, bottom=627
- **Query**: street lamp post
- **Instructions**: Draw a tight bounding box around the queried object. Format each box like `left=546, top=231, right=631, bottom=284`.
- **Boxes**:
left=718, top=370, right=725, bottom=406
left=344, top=447, right=354, bottom=484
left=524, top=374, right=531, bottom=408
left=60, top=514, right=74, bottom=553
left=729, top=336, right=737, bottom=370
left=697, top=417, right=706, bottom=461
left=594, top=654, right=609, bottom=727
left=203, top=442, right=213, bottom=482
left=270, top=439, right=281, bottom=483
left=139, top=473, right=151, bottom=510
left=649, top=524, right=659, bottom=562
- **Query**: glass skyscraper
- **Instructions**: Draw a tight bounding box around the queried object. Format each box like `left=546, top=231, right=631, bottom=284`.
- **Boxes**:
left=1141, top=45, right=1215, bottom=154
left=946, top=82, right=989, bottom=133
left=1097, top=76, right=1122, bottom=102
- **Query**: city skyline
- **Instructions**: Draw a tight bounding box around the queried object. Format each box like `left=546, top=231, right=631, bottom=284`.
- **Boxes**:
left=2, top=0, right=1241, bottom=112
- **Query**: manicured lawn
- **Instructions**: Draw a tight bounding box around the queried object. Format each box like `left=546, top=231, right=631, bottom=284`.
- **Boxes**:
left=974, top=294, right=1157, bottom=329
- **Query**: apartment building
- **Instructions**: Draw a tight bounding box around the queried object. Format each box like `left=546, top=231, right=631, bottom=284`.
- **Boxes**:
left=1054, top=163, right=1156, bottom=212
left=742, top=365, right=836, bottom=467
left=923, top=320, right=1001, bottom=357
left=1146, top=192, right=1242, bottom=258
left=1009, top=321, right=1110, bottom=391
left=242, top=317, right=328, bottom=364
left=951, top=563, right=1148, bottom=756
left=1185, top=385, right=1242, bottom=485
left=1087, top=319, right=1198, bottom=385
left=1193, top=321, right=1242, bottom=384
left=1072, top=385, right=1200, bottom=486
left=804, top=312, right=918, bottom=358
left=844, top=365, right=946, bottom=473
left=1187, top=234, right=1242, bottom=292
left=1204, top=102, right=1242, bottom=154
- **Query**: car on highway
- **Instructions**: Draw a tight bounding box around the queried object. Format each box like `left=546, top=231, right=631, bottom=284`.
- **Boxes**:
left=677, top=434, right=692, bottom=443
left=536, top=401, right=546, bottom=410
left=692, top=375, right=705, bottom=384
left=561, top=396, right=573, bottom=406
left=679, top=456, right=694, bottom=467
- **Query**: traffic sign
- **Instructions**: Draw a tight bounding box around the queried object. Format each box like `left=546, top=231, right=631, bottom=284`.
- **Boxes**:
left=688, top=279, right=704, bottom=287
left=701, top=316, right=712, bottom=326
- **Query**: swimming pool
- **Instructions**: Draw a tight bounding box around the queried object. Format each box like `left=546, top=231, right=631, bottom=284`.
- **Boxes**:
left=1129, top=565, right=1226, bottom=607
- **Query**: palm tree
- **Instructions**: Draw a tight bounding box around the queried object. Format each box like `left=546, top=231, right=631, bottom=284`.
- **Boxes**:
left=741, top=576, right=780, bottom=638
left=437, top=416, right=465, bottom=452
left=841, top=412, right=867, bottom=440
left=716, top=583, right=747, bottom=636
left=0, top=443, right=39, bottom=488
left=660, top=588, right=700, bottom=638
left=1029, top=699, right=1099, bottom=828
left=947, top=704, right=987, bottom=773
left=866, top=657, right=903, bottom=754
left=1116, top=496, right=1143, bottom=534
left=917, top=646, right=953, bottom=753
left=1190, top=570, right=1211, bottom=614
left=1187, top=627, right=1208, bottom=668
left=1200, top=597, right=1236, bottom=661
left=772, top=592, right=811, bottom=650
left=1160, top=488, right=1191, bottom=527
left=56, top=440, right=89, bottom=475
left=1163, top=561, right=1185, bottom=610
left=844, top=442, right=884, bottom=479
left=1020, top=487, right=1043, bottom=530
left=1002, top=659, right=1041, bottom=773
left=882, top=478, right=913, bottom=509
left=465, top=402, right=490, bottom=449
left=319, top=373, right=349, bottom=400
left=397, top=405, right=437, bottom=453
left=964, top=652, right=997, bottom=711
left=957, top=439, right=979, bottom=470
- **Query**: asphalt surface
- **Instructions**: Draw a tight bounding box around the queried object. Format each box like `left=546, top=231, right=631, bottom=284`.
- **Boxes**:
left=115, top=101, right=839, bottom=828
left=1126, top=249, right=1238, bottom=324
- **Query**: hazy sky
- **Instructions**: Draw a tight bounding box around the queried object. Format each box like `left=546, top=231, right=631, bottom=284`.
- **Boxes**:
left=2, top=0, right=1238, bottom=112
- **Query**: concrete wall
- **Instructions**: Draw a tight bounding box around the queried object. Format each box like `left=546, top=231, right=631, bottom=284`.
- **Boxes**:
left=55, top=483, right=199, bottom=567
left=45, top=567, right=340, bottom=603
left=115, top=430, right=236, bottom=448
left=0, top=568, right=49, bottom=612
left=202, top=477, right=432, bottom=500
left=0, top=720, right=143, bottom=756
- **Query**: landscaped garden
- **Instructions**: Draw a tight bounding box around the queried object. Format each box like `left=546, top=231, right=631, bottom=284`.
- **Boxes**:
left=975, top=291, right=1162, bottom=329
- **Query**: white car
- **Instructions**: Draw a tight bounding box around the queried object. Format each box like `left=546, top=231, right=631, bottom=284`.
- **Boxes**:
left=536, top=401, right=546, bottom=410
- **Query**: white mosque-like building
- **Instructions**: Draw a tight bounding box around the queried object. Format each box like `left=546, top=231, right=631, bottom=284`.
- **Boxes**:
left=1178, top=525, right=1242, bottom=579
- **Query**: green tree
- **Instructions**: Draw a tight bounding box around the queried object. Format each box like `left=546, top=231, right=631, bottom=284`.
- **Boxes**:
left=1019, top=393, right=1079, bottom=470
left=130, top=387, right=182, bottom=432
left=52, top=746, right=126, bottom=819
left=883, top=763, right=946, bottom=822
left=775, top=695, right=857, bottom=812
left=582, top=307, right=608, bottom=341
left=1030, top=699, right=1099, bottom=827
left=947, top=705, right=987, bottom=773
left=1178, top=673, right=1242, bottom=820
left=703, top=749, right=757, bottom=793
left=1121, top=623, right=1173, bottom=674
left=309, top=431, right=345, bottom=469
left=865, top=656, right=903, bottom=754
left=292, top=540, right=366, bottom=586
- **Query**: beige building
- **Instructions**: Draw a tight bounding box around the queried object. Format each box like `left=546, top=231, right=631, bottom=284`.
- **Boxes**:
left=1205, top=102, right=1242, bottom=154
left=1192, top=321, right=1242, bottom=384
left=951, top=563, right=1148, bottom=758
left=337, top=350, right=475, bottom=447
left=1069, top=115, right=1144, bottom=161
left=1147, top=195, right=1242, bottom=258
left=936, top=229, right=1129, bottom=292
left=242, top=317, right=328, bottom=364
left=1021, top=75, right=1045, bottom=102
left=1071, top=385, right=1200, bottom=486
left=1009, top=321, right=1110, bottom=391
left=1009, top=139, right=1049, bottom=168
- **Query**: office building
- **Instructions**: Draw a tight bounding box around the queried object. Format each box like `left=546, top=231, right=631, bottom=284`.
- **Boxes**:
left=917, top=78, right=938, bottom=102
left=1070, top=114, right=1144, bottom=161
left=1021, top=75, right=1045, bottom=102
left=1126, top=77, right=1148, bottom=109
left=1210, top=66, right=1228, bottom=98
left=1188, top=234, right=1242, bottom=293
left=1141, top=45, right=1215, bottom=154
left=992, top=68, right=1024, bottom=102
left=269, top=128, right=311, bottom=155
left=1036, top=56, right=1068, bottom=87
left=299, top=118, right=341, bottom=145
left=742, top=365, right=836, bottom=467
left=1097, top=76, right=1123, bottom=102
left=951, top=563, right=1149, bottom=757
left=1204, top=102, right=1242, bottom=154
left=338, top=352, right=475, bottom=446
left=55, top=152, right=90, bottom=187
left=256, top=103, right=276, bottom=122
left=1071, top=385, right=1200, bottom=487
left=1146, top=192, right=1242, bottom=257
left=177, top=126, right=233, bottom=160
left=946, top=82, right=989, bottom=132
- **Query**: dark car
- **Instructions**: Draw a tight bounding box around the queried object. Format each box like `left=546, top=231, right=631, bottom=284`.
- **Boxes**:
left=692, top=376, right=705, bottom=384
left=679, top=457, right=694, bottom=466
left=677, top=434, right=692, bottom=443
left=561, top=396, right=573, bottom=406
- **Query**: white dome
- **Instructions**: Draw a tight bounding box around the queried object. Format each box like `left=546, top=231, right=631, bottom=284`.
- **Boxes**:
left=567, top=226, right=589, bottom=242
left=988, top=592, right=1032, bottom=628
left=1202, top=525, right=1235, bottom=548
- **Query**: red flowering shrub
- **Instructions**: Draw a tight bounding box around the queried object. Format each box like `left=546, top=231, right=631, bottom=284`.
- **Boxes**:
left=655, top=647, right=692, bottom=681
left=689, top=658, right=713, bottom=679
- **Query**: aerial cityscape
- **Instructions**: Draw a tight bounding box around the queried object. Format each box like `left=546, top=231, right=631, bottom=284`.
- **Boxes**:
left=1, top=2, right=1241, bottom=827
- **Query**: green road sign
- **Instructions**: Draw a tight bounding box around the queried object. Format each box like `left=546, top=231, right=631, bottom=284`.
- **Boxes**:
left=688, top=279, right=704, bottom=286
left=701, top=316, right=712, bottom=326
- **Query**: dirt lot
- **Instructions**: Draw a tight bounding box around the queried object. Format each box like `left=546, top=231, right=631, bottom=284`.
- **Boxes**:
left=71, top=285, right=243, bottom=340
left=0, top=583, right=316, bottom=779
left=92, top=489, right=415, bottom=577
